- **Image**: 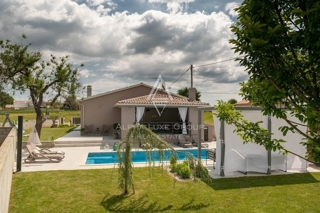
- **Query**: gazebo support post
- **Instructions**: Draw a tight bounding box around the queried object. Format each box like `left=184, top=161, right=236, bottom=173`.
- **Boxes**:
left=197, top=110, right=202, bottom=161
left=220, top=120, right=225, bottom=176
left=267, top=115, right=272, bottom=175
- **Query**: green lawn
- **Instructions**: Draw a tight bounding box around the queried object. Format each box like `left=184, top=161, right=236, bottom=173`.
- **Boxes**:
left=9, top=168, right=320, bottom=213
left=22, top=126, right=77, bottom=142
left=204, top=111, right=214, bottom=125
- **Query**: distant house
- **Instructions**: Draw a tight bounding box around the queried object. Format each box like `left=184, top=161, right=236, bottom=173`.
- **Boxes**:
left=12, top=100, right=33, bottom=109
left=79, top=83, right=210, bottom=141
left=235, top=100, right=251, bottom=107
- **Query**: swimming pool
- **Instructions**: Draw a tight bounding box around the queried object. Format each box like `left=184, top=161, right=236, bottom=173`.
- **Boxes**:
left=85, top=149, right=208, bottom=165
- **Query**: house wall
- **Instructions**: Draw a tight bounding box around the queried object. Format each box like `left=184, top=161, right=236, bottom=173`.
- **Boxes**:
left=13, top=101, right=28, bottom=109
left=0, top=127, right=17, bottom=213
left=81, top=85, right=152, bottom=134
left=121, top=106, right=135, bottom=138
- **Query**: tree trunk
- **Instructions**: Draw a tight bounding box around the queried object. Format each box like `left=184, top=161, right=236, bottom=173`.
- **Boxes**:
left=124, top=140, right=132, bottom=194
left=35, top=108, right=43, bottom=137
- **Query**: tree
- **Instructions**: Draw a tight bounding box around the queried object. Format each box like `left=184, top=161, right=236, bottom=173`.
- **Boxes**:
left=62, top=96, right=78, bottom=110
left=227, top=98, right=237, bottom=105
left=177, top=87, right=201, bottom=101
left=229, top=1, right=320, bottom=162
left=0, top=35, right=41, bottom=86
left=117, top=124, right=175, bottom=194
left=0, top=36, right=83, bottom=136
left=0, top=91, right=14, bottom=108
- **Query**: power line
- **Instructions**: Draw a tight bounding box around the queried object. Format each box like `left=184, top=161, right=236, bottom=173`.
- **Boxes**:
left=193, top=57, right=239, bottom=68
left=169, top=67, right=190, bottom=87
left=169, top=57, right=241, bottom=87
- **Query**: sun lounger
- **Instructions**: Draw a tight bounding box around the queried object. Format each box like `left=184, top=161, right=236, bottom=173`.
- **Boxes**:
left=177, top=135, right=193, bottom=148
left=29, top=143, right=65, bottom=155
left=24, top=144, right=65, bottom=163
left=192, top=135, right=209, bottom=148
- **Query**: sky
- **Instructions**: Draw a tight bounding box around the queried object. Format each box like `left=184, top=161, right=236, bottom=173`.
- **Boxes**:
left=0, top=0, right=246, bottom=105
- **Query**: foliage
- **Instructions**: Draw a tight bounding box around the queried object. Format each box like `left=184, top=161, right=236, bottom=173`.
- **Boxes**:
left=177, top=87, right=201, bottom=101
left=0, top=36, right=83, bottom=136
left=169, top=154, right=178, bottom=172
left=0, top=35, right=41, bottom=86
left=62, top=96, right=78, bottom=110
left=113, top=123, right=120, bottom=130
left=230, top=0, right=320, bottom=162
left=176, top=162, right=191, bottom=179
left=169, top=152, right=211, bottom=181
left=0, top=91, right=14, bottom=108
left=227, top=98, right=237, bottom=105
left=214, top=101, right=312, bottom=162
left=117, top=124, right=175, bottom=194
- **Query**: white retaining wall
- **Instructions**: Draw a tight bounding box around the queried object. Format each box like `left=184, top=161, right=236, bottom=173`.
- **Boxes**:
left=0, top=127, right=17, bottom=213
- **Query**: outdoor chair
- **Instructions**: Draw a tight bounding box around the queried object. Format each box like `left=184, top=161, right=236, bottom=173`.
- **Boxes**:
left=101, top=125, right=111, bottom=135
left=192, top=135, right=209, bottom=148
left=24, top=144, right=65, bottom=163
left=29, top=143, right=65, bottom=155
left=177, top=135, right=193, bottom=148
left=84, top=125, right=94, bottom=135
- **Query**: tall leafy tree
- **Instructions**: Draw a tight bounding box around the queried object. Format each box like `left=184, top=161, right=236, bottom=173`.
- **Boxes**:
left=177, top=87, right=201, bottom=101
left=0, top=91, right=14, bottom=108
left=229, top=1, right=320, bottom=162
left=227, top=98, right=237, bottom=105
left=0, top=35, right=41, bottom=85
left=0, top=36, right=83, bottom=136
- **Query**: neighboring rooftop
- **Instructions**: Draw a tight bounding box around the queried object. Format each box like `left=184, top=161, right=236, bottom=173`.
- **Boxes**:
left=235, top=100, right=251, bottom=106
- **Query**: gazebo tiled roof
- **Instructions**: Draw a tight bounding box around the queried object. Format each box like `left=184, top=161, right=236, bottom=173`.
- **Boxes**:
left=115, top=94, right=210, bottom=106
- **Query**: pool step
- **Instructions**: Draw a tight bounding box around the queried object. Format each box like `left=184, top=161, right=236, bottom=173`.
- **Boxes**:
left=54, top=140, right=120, bottom=147
left=54, top=142, right=103, bottom=147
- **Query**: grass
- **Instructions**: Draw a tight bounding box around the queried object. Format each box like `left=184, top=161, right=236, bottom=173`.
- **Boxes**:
left=22, top=126, right=77, bottom=142
left=204, top=111, right=214, bottom=125
left=9, top=168, right=320, bottom=213
left=0, top=109, right=80, bottom=125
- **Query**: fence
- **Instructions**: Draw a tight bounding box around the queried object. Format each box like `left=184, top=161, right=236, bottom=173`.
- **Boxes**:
left=0, top=127, right=17, bottom=213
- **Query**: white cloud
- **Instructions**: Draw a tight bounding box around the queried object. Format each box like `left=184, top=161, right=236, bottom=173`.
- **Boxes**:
left=79, top=69, right=96, bottom=78
left=149, top=0, right=195, bottom=14
left=0, top=0, right=246, bottom=103
left=225, top=2, right=239, bottom=17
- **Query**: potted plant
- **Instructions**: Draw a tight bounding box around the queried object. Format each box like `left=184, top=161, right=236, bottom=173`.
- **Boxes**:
left=113, top=123, right=120, bottom=139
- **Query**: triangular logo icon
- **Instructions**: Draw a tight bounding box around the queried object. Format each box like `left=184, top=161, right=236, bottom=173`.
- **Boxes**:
left=147, top=74, right=173, bottom=116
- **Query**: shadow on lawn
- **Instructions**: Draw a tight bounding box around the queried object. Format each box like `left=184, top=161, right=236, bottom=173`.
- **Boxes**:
left=204, top=173, right=320, bottom=190
left=100, top=194, right=209, bottom=212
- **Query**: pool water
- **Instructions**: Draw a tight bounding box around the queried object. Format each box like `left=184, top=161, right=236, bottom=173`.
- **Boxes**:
left=85, top=149, right=208, bottom=165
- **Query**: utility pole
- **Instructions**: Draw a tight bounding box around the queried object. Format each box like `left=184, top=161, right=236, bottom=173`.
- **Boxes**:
left=190, top=64, right=193, bottom=88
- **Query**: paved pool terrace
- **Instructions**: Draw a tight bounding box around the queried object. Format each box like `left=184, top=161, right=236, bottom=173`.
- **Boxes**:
left=19, top=128, right=320, bottom=178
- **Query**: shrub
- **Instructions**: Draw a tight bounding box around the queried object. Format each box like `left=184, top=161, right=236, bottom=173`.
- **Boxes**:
left=170, top=163, right=177, bottom=173
left=169, top=154, right=177, bottom=172
left=58, top=124, right=70, bottom=128
left=177, top=163, right=191, bottom=179
left=193, top=162, right=209, bottom=178
left=170, top=154, right=177, bottom=165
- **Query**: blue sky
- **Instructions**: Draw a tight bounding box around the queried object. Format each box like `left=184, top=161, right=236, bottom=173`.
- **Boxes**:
left=0, top=0, right=246, bottom=105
